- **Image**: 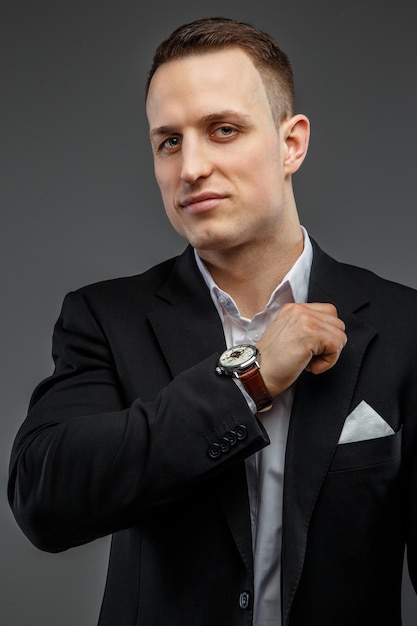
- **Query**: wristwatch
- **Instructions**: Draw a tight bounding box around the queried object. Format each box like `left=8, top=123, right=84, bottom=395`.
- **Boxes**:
left=216, top=344, right=273, bottom=413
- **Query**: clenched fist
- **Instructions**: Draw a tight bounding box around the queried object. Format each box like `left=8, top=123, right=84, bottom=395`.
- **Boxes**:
left=256, top=302, right=347, bottom=397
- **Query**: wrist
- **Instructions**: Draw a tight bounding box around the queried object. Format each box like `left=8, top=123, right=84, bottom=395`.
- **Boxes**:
left=216, top=344, right=273, bottom=413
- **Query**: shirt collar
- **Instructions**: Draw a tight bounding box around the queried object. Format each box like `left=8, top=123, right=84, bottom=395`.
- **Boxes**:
left=194, top=227, right=313, bottom=321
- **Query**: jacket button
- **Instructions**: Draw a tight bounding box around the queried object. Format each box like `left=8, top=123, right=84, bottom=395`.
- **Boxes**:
left=219, top=437, right=230, bottom=453
left=208, top=443, right=222, bottom=459
left=235, top=424, right=248, bottom=440
left=224, top=430, right=237, bottom=446
left=239, top=591, right=250, bottom=610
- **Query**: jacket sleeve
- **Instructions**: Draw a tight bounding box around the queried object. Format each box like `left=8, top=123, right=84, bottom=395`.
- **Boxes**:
left=8, top=289, right=269, bottom=553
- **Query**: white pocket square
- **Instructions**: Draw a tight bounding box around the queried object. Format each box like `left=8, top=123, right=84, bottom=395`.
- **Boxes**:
left=338, top=400, right=394, bottom=444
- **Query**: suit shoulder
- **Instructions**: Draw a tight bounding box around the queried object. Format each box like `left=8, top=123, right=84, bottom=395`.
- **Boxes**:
left=310, top=241, right=417, bottom=327
left=71, top=255, right=181, bottom=302
left=312, top=241, right=417, bottom=300
left=54, top=255, right=187, bottom=327
left=336, top=258, right=417, bottom=301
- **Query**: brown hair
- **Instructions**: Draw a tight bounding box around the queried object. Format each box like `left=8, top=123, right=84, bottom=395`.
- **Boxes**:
left=146, top=17, right=295, bottom=123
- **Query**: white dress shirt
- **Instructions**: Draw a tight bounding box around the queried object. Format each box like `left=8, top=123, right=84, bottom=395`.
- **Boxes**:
left=195, top=228, right=313, bottom=625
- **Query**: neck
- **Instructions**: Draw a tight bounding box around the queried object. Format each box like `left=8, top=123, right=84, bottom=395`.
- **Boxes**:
left=198, top=225, right=304, bottom=319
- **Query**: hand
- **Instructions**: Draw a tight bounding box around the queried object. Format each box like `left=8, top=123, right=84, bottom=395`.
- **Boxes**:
left=256, top=302, right=347, bottom=396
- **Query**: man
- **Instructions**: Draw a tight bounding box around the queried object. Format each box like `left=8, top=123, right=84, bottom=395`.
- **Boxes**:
left=8, top=16, right=417, bottom=626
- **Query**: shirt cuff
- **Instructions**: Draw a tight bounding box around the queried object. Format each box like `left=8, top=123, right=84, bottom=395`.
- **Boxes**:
left=233, top=378, right=257, bottom=414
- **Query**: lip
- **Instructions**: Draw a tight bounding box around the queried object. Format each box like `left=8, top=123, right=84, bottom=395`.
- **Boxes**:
left=181, top=192, right=225, bottom=214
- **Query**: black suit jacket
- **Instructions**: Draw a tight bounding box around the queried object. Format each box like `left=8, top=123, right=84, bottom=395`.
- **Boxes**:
left=8, top=240, right=417, bottom=625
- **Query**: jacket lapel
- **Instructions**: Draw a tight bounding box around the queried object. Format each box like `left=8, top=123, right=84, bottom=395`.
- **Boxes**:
left=281, top=241, right=377, bottom=624
left=147, top=246, right=254, bottom=572
left=148, top=247, right=227, bottom=375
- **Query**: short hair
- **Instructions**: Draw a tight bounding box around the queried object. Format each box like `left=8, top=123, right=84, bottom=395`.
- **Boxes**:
left=146, top=17, right=295, bottom=123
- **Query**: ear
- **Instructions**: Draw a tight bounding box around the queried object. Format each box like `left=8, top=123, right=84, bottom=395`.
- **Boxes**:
left=282, top=114, right=310, bottom=176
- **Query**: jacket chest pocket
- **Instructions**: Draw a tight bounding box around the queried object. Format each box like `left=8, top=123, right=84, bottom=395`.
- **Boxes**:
left=329, top=426, right=402, bottom=473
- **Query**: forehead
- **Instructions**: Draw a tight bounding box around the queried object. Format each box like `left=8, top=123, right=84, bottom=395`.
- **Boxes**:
left=146, top=48, right=271, bottom=126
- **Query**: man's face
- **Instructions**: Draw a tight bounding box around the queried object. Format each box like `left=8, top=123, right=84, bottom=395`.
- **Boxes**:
left=146, top=48, right=293, bottom=256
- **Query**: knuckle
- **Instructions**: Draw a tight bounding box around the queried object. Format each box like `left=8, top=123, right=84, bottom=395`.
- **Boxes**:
left=326, top=303, right=338, bottom=315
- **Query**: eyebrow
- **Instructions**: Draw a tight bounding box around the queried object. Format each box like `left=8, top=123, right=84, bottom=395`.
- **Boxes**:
left=149, top=126, right=176, bottom=142
left=149, top=110, right=252, bottom=141
left=200, top=110, right=252, bottom=124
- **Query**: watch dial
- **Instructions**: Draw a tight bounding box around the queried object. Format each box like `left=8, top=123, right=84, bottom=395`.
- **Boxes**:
left=220, top=345, right=256, bottom=368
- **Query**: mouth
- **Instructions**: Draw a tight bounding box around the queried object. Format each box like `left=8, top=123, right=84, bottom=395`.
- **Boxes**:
left=180, top=193, right=225, bottom=214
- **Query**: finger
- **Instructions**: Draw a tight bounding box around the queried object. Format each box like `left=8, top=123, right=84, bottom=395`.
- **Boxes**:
left=306, top=333, right=347, bottom=375
left=279, top=302, right=345, bottom=332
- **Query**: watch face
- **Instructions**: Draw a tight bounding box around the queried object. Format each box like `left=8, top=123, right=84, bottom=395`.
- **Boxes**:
left=219, top=344, right=258, bottom=371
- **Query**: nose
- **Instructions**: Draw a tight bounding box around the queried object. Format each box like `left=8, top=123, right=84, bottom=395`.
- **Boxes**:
left=180, top=135, right=213, bottom=184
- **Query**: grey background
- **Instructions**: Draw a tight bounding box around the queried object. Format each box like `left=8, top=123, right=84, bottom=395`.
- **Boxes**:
left=2, top=1, right=417, bottom=624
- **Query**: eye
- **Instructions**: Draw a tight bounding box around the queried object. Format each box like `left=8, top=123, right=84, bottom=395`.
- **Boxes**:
left=213, top=125, right=237, bottom=139
left=160, top=136, right=182, bottom=151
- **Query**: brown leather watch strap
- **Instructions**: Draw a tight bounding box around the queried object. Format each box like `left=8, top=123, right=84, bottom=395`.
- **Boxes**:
left=239, top=365, right=273, bottom=413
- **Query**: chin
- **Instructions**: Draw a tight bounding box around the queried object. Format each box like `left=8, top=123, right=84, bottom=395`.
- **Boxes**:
left=191, top=235, right=235, bottom=253
left=186, top=226, right=235, bottom=248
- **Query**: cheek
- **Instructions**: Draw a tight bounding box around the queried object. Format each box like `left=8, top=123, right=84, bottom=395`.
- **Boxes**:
left=162, top=199, right=182, bottom=233
left=239, top=139, right=280, bottom=178
left=162, top=204, right=186, bottom=239
left=252, top=152, right=283, bottom=194
left=156, top=184, right=185, bottom=234
left=154, top=167, right=175, bottom=207
left=154, top=165, right=168, bottom=193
